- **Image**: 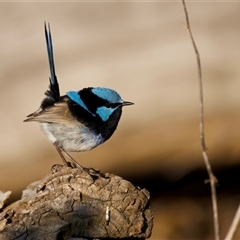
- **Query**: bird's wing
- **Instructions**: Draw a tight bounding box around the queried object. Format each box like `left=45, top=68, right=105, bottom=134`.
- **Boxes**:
left=24, top=98, right=79, bottom=125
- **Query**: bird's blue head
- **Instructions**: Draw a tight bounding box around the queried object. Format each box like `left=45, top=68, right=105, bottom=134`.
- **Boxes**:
left=67, top=87, right=133, bottom=122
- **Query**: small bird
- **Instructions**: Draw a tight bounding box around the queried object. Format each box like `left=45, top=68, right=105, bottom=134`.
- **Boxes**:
left=24, top=23, right=133, bottom=168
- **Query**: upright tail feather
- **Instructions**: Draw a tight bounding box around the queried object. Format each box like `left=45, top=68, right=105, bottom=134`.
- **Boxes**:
left=40, top=22, right=60, bottom=109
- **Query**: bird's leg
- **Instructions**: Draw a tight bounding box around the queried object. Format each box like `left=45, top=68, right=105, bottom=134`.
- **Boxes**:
left=54, top=145, right=72, bottom=167
left=53, top=143, right=83, bottom=169
left=59, top=148, right=84, bottom=170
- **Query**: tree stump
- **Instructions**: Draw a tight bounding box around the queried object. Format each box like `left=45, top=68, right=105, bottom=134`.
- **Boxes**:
left=0, top=165, right=153, bottom=240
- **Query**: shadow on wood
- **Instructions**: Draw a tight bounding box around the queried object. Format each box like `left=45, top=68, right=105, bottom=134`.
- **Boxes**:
left=0, top=165, right=153, bottom=240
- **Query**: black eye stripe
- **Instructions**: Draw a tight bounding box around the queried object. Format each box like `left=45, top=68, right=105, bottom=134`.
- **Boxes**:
left=79, top=88, right=107, bottom=112
left=105, top=103, right=121, bottom=108
left=78, top=88, right=122, bottom=111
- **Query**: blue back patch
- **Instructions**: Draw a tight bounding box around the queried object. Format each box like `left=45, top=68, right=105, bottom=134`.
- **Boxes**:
left=67, top=91, right=95, bottom=116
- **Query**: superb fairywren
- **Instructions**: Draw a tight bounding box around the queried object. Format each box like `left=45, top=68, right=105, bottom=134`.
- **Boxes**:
left=24, top=23, right=133, bottom=168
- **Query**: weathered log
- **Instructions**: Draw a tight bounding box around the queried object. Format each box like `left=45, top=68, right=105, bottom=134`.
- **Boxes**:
left=0, top=165, right=153, bottom=240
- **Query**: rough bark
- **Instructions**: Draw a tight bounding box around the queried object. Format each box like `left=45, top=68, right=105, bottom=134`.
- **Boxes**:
left=0, top=165, right=153, bottom=240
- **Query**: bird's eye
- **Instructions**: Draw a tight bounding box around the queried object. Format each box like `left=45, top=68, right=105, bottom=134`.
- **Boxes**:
left=105, top=103, right=112, bottom=108
left=105, top=103, right=120, bottom=108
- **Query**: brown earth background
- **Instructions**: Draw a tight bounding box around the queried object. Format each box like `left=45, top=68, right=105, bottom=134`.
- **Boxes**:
left=1, top=2, right=240, bottom=239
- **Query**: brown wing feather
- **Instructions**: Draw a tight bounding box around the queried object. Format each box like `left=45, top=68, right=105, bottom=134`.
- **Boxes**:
left=24, top=98, right=79, bottom=125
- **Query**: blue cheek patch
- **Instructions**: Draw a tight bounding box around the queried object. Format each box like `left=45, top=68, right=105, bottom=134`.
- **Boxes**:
left=96, top=106, right=115, bottom=122
left=67, top=91, right=95, bottom=116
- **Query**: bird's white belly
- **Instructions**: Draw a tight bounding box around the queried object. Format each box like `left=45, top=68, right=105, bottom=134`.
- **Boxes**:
left=40, top=123, right=104, bottom=152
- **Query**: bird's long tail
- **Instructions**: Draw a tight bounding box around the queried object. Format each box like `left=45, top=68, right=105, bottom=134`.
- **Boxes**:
left=40, top=22, right=60, bottom=109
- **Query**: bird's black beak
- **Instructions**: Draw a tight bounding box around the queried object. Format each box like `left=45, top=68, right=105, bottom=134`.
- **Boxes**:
left=122, top=101, right=134, bottom=106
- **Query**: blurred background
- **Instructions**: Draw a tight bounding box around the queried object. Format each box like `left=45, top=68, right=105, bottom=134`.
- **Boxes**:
left=1, top=1, right=240, bottom=239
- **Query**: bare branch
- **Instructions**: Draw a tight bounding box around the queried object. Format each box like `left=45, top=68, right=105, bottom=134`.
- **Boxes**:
left=224, top=203, right=240, bottom=240
left=181, top=1, right=220, bottom=240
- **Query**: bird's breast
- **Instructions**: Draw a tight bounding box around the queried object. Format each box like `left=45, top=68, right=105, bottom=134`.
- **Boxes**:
left=40, top=122, right=104, bottom=152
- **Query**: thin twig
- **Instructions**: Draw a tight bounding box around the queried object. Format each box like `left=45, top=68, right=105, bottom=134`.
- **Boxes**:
left=224, top=203, right=240, bottom=240
left=181, top=1, right=220, bottom=240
